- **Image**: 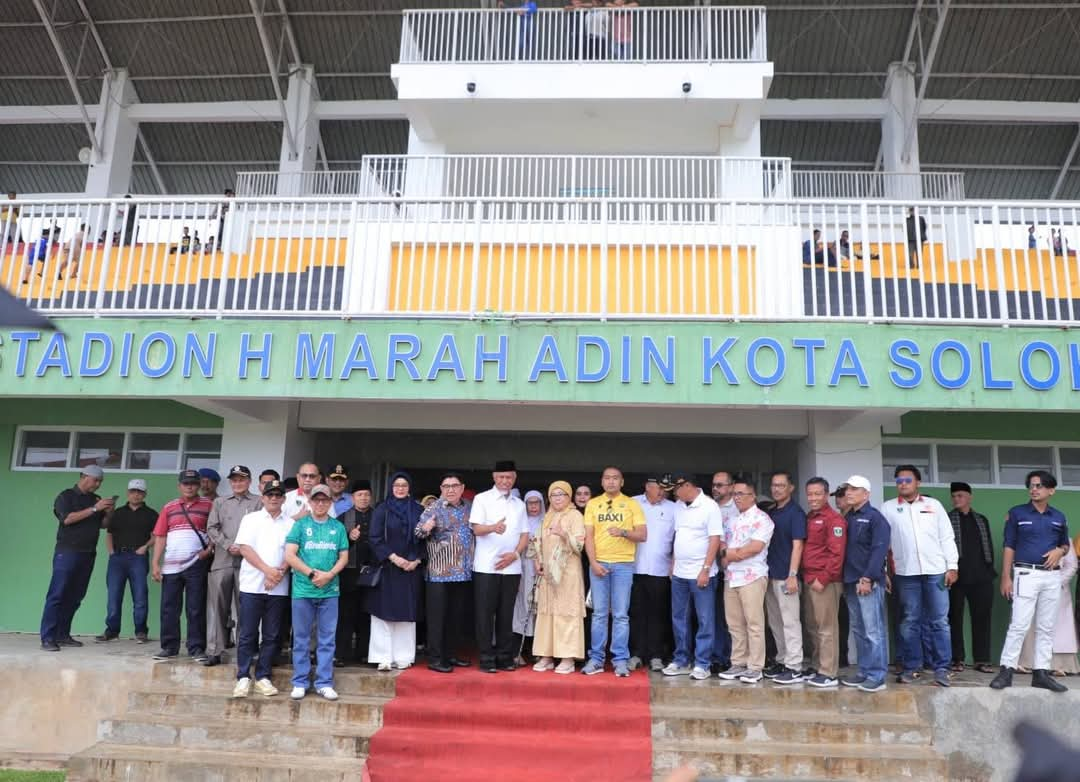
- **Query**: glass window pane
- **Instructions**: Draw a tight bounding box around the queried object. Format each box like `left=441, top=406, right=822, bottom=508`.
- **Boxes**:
left=127, top=433, right=180, bottom=471
left=184, top=434, right=222, bottom=453
left=75, top=431, right=123, bottom=470
left=1061, top=448, right=1080, bottom=488
left=998, top=446, right=1053, bottom=486
left=882, top=443, right=932, bottom=486
left=936, top=444, right=992, bottom=485
left=18, top=430, right=70, bottom=468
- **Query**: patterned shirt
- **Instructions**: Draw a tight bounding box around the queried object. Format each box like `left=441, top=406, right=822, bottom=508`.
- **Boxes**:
left=417, top=498, right=474, bottom=582
left=723, top=504, right=774, bottom=588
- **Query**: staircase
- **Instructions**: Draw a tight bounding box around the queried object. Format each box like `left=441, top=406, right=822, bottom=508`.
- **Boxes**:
left=67, top=662, right=395, bottom=781
left=651, top=679, right=948, bottom=781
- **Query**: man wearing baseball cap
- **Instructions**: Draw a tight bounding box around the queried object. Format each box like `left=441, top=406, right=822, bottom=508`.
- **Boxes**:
left=199, top=468, right=221, bottom=501
left=840, top=475, right=891, bottom=693
left=204, top=466, right=262, bottom=666
left=326, top=465, right=352, bottom=518
left=41, top=465, right=115, bottom=652
left=96, top=479, right=158, bottom=644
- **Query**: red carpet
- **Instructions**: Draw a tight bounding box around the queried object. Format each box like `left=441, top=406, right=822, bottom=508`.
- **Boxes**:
left=366, top=664, right=654, bottom=782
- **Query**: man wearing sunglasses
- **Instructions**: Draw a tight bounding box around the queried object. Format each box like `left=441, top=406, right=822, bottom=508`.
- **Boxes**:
left=991, top=470, right=1070, bottom=693
left=881, top=464, right=957, bottom=689
left=284, top=463, right=325, bottom=521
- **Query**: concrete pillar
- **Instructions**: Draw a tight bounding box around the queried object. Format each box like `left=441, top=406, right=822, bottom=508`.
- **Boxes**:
left=881, top=62, right=922, bottom=200
left=796, top=410, right=903, bottom=508
left=403, top=127, right=447, bottom=197
left=217, top=401, right=316, bottom=484
left=84, top=69, right=138, bottom=197
left=276, top=65, right=320, bottom=197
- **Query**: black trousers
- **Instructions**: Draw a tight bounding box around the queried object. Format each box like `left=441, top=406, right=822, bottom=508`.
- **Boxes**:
left=336, top=579, right=371, bottom=663
left=427, top=580, right=471, bottom=665
left=160, top=559, right=208, bottom=655
left=949, top=579, right=994, bottom=664
left=630, top=574, right=673, bottom=662
left=474, top=572, right=520, bottom=667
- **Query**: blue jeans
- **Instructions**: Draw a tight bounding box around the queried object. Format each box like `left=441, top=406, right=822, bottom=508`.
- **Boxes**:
left=160, top=559, right=208, bottom=655
left=237, top=592, right=288, bottom=681
left=589, top=561, right=634, bottom=665
left=671, top=575, right=716, bottom=669
left=845, top=582, right=888, bottom=684
left=894, top=574, right=952, bottom=673
left=712, top=575, right=732, bottom=665
left=291, top=597, right=338, bottom=690
left=40, top=550, right=96, bottom=642
left=105, top=552, right=149, bottom=635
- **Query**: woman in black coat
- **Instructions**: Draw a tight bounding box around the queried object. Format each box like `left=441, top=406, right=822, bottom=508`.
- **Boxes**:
left=367, top=471, right=424, bottom=671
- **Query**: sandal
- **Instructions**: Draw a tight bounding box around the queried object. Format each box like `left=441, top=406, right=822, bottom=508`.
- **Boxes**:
left=950, top=662, right=965, bottom=673
left=975, top=664, right=996, bottom=674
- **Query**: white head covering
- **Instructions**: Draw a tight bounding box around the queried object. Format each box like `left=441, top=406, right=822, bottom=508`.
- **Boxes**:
left=524, top=489, right=546, bottom=537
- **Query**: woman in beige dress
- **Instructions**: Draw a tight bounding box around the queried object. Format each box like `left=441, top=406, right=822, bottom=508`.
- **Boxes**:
left=531, top=480, right=586, bottom=674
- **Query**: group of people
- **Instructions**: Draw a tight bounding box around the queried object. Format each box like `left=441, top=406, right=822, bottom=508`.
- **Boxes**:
left=39, top=457, right=1075, bottom=700
left=803, top=208, right=927, bottom=270
left=500, top=0, right=641, bottom=61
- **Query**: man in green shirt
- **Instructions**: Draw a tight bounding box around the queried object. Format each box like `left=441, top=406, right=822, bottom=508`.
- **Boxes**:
left=284, top=485, right=349, bottom=701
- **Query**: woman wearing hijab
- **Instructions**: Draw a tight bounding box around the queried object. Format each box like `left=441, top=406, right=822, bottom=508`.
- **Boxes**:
left=532, top=481, right=586, bottom=674
left=512, top=490, right=546, bottom=665
left=367, top=471, right=424, bottom=671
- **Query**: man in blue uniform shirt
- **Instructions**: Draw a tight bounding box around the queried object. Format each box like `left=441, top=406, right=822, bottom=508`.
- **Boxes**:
left=990, top=470, right=1069, bottom=693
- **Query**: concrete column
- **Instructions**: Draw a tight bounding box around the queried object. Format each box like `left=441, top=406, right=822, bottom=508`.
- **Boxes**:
left=881, top=62, right=921, bottom=200
left=403, top=127, right=447, bottom=197
left=796, top=410, right=903, bottom=508
left=84, top=69, right=138, bottom=197
left=276, top=65, right=320, bottom=197
left=217, top=401, right=316, bottom=483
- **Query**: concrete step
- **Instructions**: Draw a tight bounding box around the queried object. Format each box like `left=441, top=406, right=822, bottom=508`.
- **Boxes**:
left=67, top=743, right=366, bottom=782
left=650, top=677, right=919, bottom=714
left=651, top=703, right=931, bottom=745
left=149, top=660, right=397, bottom=698
left=653, top=737, right=948, bottom=781
left=129, top=686, right=386, bottom=728
left=99, top=711, right=374, bottom=759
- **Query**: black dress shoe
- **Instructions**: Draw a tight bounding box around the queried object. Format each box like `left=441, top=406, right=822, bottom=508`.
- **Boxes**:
left=1032, top=669, right=1068, bottom=693
left=450, top=657, right=471, bottom=668
left=201, top=655, right=222, bottom=667
left=428, top=662, right=454, bottom=674
left=57, top=637, right=83, bottom=647
left=480, top=665, right=498, bottom=673
left=41, top=640, right=60, bottom=652
left=497, top=662, right=518, bottom=672
left=989, top=667, right=1014, bottom=690
left=333, top=658, right=345, bottom=668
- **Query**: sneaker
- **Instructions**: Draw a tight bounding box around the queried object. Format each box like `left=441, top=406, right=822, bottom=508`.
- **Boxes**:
left=317, top=686, right=339, bottom=701
left=762, top=662, right=784, bottom=679
left=614, top=663, right=630, bottom=678
left=897, top=670, right=917, bottom=684
left=649, top=658, right=664, bottom=672
left=718, top=666, right=748, bottom=681
left=800, top=668, right=817, bottom=680
left=41, top=640, right=60, bottom=652
left=662, top=662, right=691, bottom=677
left=532, top=658, right=555, bottom=672
left=627, top=656, right=642, bottom=671
left=232, top=677, right=251, bottom=698
left=554, top=660, right=576, bottom=675
left=95, top=631, right=119, bottom=643
left=153, top=649, right=179, bottom=661
left=377, top=663, right=391, bottom=672
left=806, top=673, right=839, bottom=688
left=934, top=670, right=951, bottom=688
left=740, top=669, right=763, bottom=684
left=690, top=666, right=710, bottom=680
left=253, top=678, right=278, bottom=697
left=290, top=686, right=306, bottom=700
left=858, top=679, right=887, bottom=693
left=581, top=660, right=604, bottom=676
left=191, top=650, right=209, bottom=663
left=841, top=674, right=868, bottom=688
left=134, top=633, right=149, bottom=644
left=57, top=637, right=84, bottom=648
left=773, top=668, right=803, bottom=685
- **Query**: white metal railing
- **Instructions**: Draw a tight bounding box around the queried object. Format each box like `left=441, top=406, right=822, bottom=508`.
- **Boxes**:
left=235, top=170, right=375, bottom=198
left=3, top=195, right=1079, bottom=325
left=791, top=171, right=966, bottom=201
left=399, top=6, right=767, bottom=65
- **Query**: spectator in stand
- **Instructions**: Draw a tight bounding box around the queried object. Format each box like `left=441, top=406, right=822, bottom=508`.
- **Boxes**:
left=801, top=477, right=846, bottom=688
left=1051, top=229, right=1076, bottom=258
left=802, top=229, right=837, bottom=267
left=21, top=227, right=53, bottom=284
left=170, top=227, right=192, bottom=255
left=584, top=0, right=608, bottom=60
left=2, top=191, right=22, bottom=246
left=57, top=223, right=86, bottom=280
left=607, top=0, right=638, bottom=59
left=96, top=479, right=157, bottom=644
left=564, top=0, right=589, bottom=60
left=906, top=207, right=927, bottom=269
left=1028, top=225, right=1038, bottom=250
left=500, top=1, right=538, bottom=60
left=839, top=230, right=879, bottom=262
left=947, top=482, right=996, bottom=674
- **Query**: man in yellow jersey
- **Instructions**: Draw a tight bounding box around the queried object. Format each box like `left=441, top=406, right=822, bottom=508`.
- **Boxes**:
left=582, top=466, right=647, bottom=677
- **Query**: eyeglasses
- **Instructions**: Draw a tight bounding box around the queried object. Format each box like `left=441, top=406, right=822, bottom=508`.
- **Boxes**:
left=732, top=491, right=756, bottom=498
left=550, top=491, right=568, bottom=498
left=712, top=482, right=731, bottom=488
left=895, top=477, right=915, bottom=485
left=1029, top=483, right=1046, bottom=489
left=298, top=472, right=319, bottom=479
left=392, top=482, right=410, bottom=488
left=310, top=496, right=332, bottom=503
left=440, top=483, right=463, bottom=490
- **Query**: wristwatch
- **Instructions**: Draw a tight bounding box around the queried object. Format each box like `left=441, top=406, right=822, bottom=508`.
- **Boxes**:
left=788, top=571, right=798, bottom=578
left=307, top=570, right=317, bottom=581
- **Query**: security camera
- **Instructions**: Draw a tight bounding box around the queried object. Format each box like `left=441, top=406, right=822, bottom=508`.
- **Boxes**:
left=681, top=82, right=691, bottom=94
left=466, top=82, right=476, bottom=94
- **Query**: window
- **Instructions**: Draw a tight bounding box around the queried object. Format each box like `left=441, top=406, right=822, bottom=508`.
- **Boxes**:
left=14, top=428, right=221, bottom=473
left=935, top=444, right=992, bottom=485
left=127, top=433, right=181, bottom=471
left=882, top=443, right=932, bottom=486
left=998, top=446, right=1052, bottom=486
left=183, top=434, right=223, bottom=471
left=17, top=430, right=69, bottom=468
left=75, top=432, right=123, bottom=470
left=1061, top=448, right=1080, bottom=488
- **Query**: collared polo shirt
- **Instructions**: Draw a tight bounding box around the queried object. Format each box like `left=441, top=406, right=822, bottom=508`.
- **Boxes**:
left=766, top=501, right=807, bottom=580
left=632, top=494, right=676, bottom=577
left=154, top=496, right=213, bottom=575
left=53, top=486, right=106, bottom=553
left=584, top=493, right=646, bottom=564
left=108, top=503, right=158, bottom=551
left=672, top=490, right=724, bottom=580
left=1004, top=502, right=1069, bottom=566
left=234, top=508, right=293, bottom=596
left=470, top=485, right=527, bottom=575
left=843, top=502, right=891, bottom=584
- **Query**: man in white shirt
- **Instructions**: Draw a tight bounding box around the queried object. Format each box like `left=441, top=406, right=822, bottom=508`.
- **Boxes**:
left=711, top=471, right=738, bottom=670
left=663, top=472, right=725, bottom=680
left=470, top=460, right=529, bottom=673
left=283, top=462, right=323, bottom=521
left=231, top=480, right=292, bottom=698
left=630, top=475, right=677, bottom=672
left=882, top=464, right=958, bottom=688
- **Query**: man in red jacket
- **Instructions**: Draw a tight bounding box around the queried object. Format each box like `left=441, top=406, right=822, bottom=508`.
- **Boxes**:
left=801, top=477, right=847, bottom=687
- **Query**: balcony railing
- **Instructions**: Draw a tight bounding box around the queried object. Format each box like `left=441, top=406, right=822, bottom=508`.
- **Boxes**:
left=398, top=6, right=767, bottom=65
left=3, top=195, right=1078, bottom=326
left=792, top=170, right=966, bottom=201
left=234, top=170, right=375, bottom=198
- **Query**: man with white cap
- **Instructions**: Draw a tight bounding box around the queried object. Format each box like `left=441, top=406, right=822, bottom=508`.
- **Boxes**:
left=840, top=475, right=891, bottom=693
left=96, top=479, right=157, bottom=643
left=41, top=465, right=115, bottom=651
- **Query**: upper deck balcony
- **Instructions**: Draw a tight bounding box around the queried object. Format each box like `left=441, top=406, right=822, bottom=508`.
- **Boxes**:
left=392, top=6, right=773, bottom=155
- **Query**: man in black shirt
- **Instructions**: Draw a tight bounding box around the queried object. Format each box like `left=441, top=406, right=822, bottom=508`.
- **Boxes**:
left=96, top=479, right=158, bottom=643
left=335, top=480, right=376, bottom=665
left=41, top=465, right=114, bottom=651
left=947, top=482, right=996, bottom=672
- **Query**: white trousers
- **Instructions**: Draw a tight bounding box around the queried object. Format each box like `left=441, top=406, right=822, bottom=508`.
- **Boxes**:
left=999, top=566, right=1061, bottom=670
left=368, top=616, right=416, bottom=666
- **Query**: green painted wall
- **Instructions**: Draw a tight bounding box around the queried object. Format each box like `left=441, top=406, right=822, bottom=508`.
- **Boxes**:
left=0, top=400, right=221, bottom=635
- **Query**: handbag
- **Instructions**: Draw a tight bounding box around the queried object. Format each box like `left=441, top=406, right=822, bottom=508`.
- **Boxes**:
left=355, top=564, right=383, bottom=588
